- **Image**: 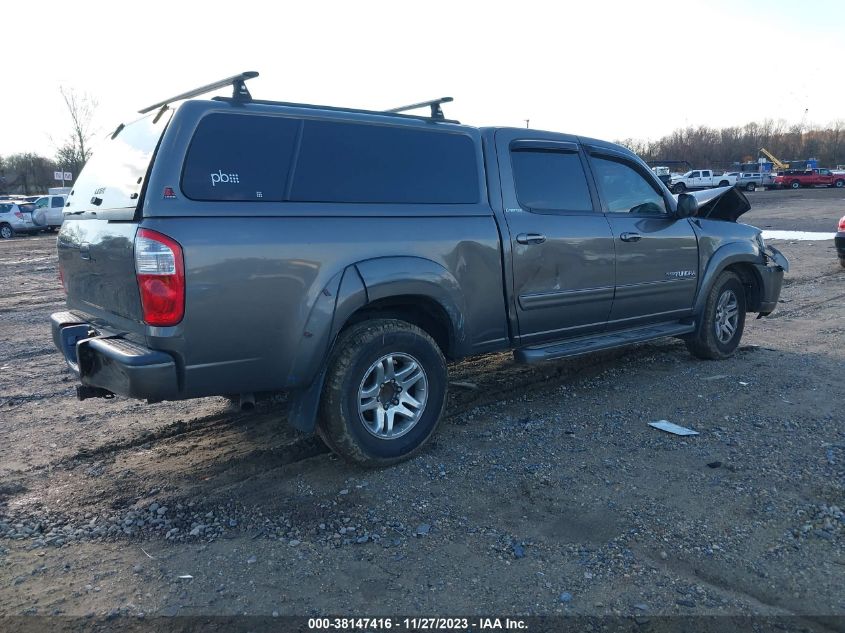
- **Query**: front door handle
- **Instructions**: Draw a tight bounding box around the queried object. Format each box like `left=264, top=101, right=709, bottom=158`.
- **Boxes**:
left=620, top=232, right=642, bottom=242
left=516, top=233, right=547, bottom=245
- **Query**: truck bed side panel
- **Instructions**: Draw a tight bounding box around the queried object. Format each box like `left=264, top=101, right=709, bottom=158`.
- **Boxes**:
left=139, top=215, right=507, bottom=398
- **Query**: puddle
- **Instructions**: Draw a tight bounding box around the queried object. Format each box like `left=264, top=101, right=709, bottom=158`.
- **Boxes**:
left=761, top=230, right=835, bottom=241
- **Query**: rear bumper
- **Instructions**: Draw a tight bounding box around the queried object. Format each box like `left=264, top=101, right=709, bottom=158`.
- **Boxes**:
left=51, top=311, right=179, bottom=402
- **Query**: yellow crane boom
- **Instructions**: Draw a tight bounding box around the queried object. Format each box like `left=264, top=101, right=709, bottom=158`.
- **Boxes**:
left=759, top=148, right=789, bottom=171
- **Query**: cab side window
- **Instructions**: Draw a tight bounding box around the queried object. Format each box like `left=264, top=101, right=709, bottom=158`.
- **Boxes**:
left=510, top=149, right=593, bottom=213
left=51, top=197, right=64, bottom=208
left=591, top=156, right=668, bottom=215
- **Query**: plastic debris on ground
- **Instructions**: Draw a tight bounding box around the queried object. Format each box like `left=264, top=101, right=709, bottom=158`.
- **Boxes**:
left=648, top=420, right=700, bottom=436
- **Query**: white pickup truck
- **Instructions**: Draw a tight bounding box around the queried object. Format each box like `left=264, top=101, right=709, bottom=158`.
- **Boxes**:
left=670, top=170, right=738, bottom=194
left=31, top=194, right=67, bottom=230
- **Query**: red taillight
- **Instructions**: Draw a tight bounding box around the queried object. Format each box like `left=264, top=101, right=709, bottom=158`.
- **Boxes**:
left=135, top=228, right=185, bottom=326
left=839, top=216, right=845, bottom=232
left=14, top=212, right=24, bottom=220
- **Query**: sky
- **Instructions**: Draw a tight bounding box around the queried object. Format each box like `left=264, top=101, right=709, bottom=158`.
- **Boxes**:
left=3, top=0, right=844, bottom=161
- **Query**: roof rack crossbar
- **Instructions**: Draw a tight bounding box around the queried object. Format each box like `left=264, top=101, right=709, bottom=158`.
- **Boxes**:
left=138, top=71, right=259, bottom=114
left=384, top=97, right=453, bottom=120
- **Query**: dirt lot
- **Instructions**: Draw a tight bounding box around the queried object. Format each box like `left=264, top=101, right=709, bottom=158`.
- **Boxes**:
left=1, top=188, right=843, bottom=630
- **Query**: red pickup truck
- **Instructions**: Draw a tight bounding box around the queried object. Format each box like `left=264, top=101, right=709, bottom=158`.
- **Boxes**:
left=774, top=169, right=845, bottom=189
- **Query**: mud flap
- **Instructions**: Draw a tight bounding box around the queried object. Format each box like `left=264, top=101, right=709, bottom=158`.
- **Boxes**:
left=286, top=369, right=327, bottom=433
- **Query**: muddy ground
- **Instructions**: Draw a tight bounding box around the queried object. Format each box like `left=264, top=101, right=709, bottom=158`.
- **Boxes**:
left=0, top=188, right=843, bottom=630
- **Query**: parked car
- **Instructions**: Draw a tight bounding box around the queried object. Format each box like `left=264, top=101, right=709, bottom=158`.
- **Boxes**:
left=50, top=73, right=789, bottom=466
left=0, top=201, right=38, bottom=238
left=670, top=170, right=738, bottom=193
left=735, top=172, right=776, bottom=192
left=773, top=169, right=845, bottom=189
left=837, top=215, right=845, bottom=268
left=32, top=194, right=67, bottom=230
left=651, top=166, right=672, bottom=187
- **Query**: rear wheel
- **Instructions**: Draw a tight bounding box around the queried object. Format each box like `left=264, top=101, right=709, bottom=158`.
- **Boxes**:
left=790, top=180, right=800, bottom=189
left=834, top=179, right=844, bottom=188
left=686, top=271, right=747, bottom=360
left=0, top=223, right=13, bottom=239
left=746, top=182, right=756, bottom=192
left=672, top=183, right=686, bottom=194
left=719, top=180, right=729, bottom=187
left=317, top=319, right=447, bottom=466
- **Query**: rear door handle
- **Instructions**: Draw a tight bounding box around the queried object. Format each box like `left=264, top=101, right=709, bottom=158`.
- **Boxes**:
left=516, top=233, right=546, bottom=245
left=620, top=232, right=642, bottom=242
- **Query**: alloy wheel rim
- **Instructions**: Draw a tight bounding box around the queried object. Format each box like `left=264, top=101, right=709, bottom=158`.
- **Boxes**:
left=714, top=289, right=739, bottom=344
left=357, top=352, right=428, bottom=440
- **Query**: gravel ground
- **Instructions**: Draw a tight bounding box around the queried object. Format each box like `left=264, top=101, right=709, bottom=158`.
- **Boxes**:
left=0, top=188, right=843, bottom=629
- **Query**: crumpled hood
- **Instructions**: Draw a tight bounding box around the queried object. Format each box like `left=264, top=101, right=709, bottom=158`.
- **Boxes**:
left=674, top=186, right=751, bottom=222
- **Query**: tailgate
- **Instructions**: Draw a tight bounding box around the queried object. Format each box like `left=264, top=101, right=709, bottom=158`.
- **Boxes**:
left=58, top=219, right=144, bottom=328
left=58, top=109, right=173, bottom=330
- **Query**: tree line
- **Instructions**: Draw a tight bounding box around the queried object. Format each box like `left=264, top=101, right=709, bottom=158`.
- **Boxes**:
left=0, top=88, right=96, bottom=195
left=619, top=119, right=845, bottom=170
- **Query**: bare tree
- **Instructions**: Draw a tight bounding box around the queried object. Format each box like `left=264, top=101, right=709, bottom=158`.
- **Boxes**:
left=55, top=87, right=98, bottom=179
left=3, top=153, right=58, bottom=194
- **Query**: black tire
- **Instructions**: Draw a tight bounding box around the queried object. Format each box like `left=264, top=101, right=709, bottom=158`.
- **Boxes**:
left=790, top=180, right=800, bottom=189
left=686, top=271, right=747, bottom=360
left=834, top=179, right=844, bottom=188
left=317, top=319, right=447, bottom=466
left=672, top=183, right=686, bottom=194
left=840, top=258, right=845, bottom=269
left=719, top=180, right=729, bottom=187
left=746, top=182, right=756, bottom=192
left=0, top=223, right=13, bottom=239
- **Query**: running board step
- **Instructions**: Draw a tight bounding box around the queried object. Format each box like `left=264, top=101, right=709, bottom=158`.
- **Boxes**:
left=514, top=322, right=696, bottom=364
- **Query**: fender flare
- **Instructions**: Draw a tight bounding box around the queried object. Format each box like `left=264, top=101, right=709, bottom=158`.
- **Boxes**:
left=286, top=256, right=468, bottom=432
left=693, top=241, right=762, bottom=315
left=353, top=256, right=468, bottom=351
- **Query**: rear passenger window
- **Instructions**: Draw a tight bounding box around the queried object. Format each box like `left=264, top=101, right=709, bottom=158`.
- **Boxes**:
left=510, top=150, right=592, bottom=212
left=291, top=121, right=478, bottom=204
left=182, top=114, right=300, bottom=201
left=51, top=197, right=64, bottom=208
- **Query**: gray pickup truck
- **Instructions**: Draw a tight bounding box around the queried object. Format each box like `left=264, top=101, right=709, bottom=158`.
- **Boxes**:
left=51, top=73, right=788, bottom=466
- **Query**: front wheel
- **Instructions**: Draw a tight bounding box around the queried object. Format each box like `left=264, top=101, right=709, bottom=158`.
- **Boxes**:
left=791, top=180, right=801, bottom=189
left=686, top=271, right=747, bottom=360
left=746, top=182, right=756, bottom=192
left=672, top=183, right=686, bottom=194
left=317, top=319, right=447, bottom=466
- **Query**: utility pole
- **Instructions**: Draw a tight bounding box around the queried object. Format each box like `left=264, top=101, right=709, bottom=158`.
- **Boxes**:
left=524, top=119, right=530, bottom=129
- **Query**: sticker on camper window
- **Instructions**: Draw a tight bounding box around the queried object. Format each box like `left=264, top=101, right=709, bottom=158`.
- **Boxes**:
left=210, top=170, right=240, bottom=187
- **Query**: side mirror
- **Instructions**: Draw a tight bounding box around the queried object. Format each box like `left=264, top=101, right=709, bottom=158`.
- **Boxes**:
left=676, top=193, right=698, bottom=218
